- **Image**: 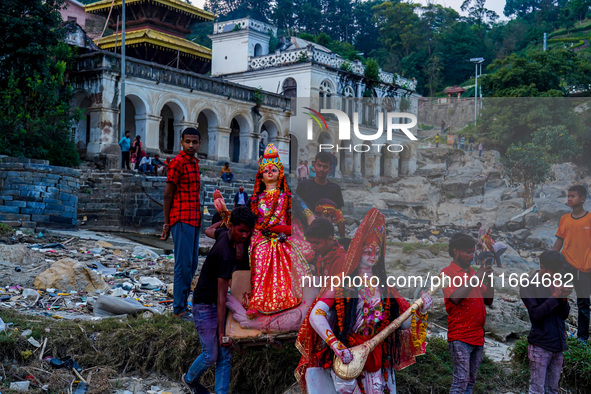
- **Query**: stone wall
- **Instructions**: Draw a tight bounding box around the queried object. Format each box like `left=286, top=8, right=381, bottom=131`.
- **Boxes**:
left=78, top=170, right=256, bottom=233
left=418, top=99, right=475, bottom=133
left=0, top=157, right=80, bottom=229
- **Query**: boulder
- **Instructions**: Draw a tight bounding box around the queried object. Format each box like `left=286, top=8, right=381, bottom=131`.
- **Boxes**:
left=534, top=199, right=571, bottom=224
left=33, top=258, right=108, bottom=292
left=495, top=199, right=525, bottom=230
left=0, top=244, right=43, bottom=266
left=511, top=229, right=532, bottom=241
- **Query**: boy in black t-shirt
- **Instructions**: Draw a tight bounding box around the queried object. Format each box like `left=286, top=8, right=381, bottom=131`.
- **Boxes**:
left=182, top=206, right=256, bottom=394
left=296, top=151, right=345, bottom=237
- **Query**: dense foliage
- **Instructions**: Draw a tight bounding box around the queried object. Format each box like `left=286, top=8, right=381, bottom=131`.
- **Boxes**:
left=0, top=0, right=80, bottom=166
left=502, top=126, right=582, bottom=207
left=203, top=0, right=591, bottom=96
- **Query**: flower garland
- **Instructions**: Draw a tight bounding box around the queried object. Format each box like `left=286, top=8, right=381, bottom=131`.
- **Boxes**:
left=251, top=171, right=291, bottom=231
left=336, top=287, right=345, bottom=333
left=410, top=310, right=428, bottom=349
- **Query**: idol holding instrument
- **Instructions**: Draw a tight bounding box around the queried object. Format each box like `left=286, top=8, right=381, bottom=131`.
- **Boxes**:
left=332, top=279, right=443, bottom=380
left=295, top=208, right=434, bottom=394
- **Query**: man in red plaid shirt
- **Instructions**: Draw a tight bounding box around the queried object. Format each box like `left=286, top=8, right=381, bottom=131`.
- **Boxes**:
left=161, top=128, right=202, bottom=321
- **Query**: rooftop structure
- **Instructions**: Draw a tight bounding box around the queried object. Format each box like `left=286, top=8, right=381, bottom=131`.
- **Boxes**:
left=86, top=0, right=214, bottom=73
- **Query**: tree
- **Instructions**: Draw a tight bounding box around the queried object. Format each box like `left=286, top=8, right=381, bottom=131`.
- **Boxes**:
left=460, top=0, right=499, bottom=26
left=502, top=126, right=581, bottom=208
left=0, top=0, right=80, bottom=166
left=272, top=0, right=295, bottom=31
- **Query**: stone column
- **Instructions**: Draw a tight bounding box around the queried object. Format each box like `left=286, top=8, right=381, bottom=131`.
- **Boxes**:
left=399, top=144, right=417, bottom=176
left=365, top=152, right=380, bottom=181
left=139, top=114, right=162, bottom=152
left=353, top=150, right=362, bottom=178
left=383, top=152, right=399, bottom=178
left=209, top=126, right=231, bottom=162
left=338, top=143, right=354, bottom=178
left=239, top=129, right=253, bottom=164
left=85, top=107, right=110, bottom=156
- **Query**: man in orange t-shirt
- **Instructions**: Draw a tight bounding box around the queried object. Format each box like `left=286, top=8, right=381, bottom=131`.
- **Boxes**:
left=553, top=184, right=591, bottom=341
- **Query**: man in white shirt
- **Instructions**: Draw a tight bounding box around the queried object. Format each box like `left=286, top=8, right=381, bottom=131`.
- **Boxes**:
left=139, top=153, right=154, bottom=175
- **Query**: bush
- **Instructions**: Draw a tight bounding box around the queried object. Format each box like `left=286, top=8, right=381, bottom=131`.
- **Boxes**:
left=511, top=336, right=591, bottom=391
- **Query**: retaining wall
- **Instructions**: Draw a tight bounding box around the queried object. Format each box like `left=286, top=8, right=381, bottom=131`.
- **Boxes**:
left=0, top=157, right=80, bottom=229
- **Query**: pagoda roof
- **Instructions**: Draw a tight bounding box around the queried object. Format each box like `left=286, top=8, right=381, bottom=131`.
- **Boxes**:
left=443, top=86, right=466, bottom=94
left=96, top=28, right=211, bottom=60
left=85, top=0, right=214, bottom=21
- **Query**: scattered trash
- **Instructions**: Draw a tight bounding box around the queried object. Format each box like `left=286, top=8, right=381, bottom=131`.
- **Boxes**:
left=21, top=329, right=33, bottom=337
left=22, top=288, right=40, bottom=304
left=0, top=317, right=5, bottom=331
left=48, top=356, right=83, bottom=372
left=27, top=337, right=42, bottom=348
left=15, top=266, right=21, bottom=272
left=93, top=295, right=159, bottom=318
left=9, top=381, right=30, bottom=391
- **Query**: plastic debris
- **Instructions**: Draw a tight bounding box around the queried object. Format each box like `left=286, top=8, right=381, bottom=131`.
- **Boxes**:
left=48, top=356, right=82, bottom=372
left=9, top=381, right=30, bottom=391
left=93, top=295, right=159, bottom=317
left=22, top=289, right=40, bottom=304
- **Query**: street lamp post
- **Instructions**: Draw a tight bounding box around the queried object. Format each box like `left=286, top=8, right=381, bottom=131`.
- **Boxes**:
left=121, top=0, right=126, bottom=146
left=469, top=57, right=484, bottom=125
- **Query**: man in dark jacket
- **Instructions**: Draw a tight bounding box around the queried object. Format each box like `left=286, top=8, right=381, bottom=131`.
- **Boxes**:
left=520, top=250, right=572, bottom=394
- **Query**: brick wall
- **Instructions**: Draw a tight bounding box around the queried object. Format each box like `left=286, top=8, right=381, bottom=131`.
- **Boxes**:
left=0, top=157, right=80, bottom=229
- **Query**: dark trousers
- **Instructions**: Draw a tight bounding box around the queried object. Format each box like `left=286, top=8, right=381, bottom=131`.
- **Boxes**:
left=566, top=265, right=591, bottom=340
left=121, top=151, right=130, bottom=169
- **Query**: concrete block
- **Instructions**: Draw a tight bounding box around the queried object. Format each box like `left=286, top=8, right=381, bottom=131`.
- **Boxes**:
left=0, top=205, right=20, bottom=214
left=4, top=200, right=26, bottom=208
left=21, top=208, right=44, bottom=215
left=0, top=195, right=14, bottom=201
left=0, top=220, right=22, bottom=227
left=20, top=221, right=37, bottom=228
left=31, top=215, right=50, bottom=223
left=26, top=201, right=45, bottom=209
left=42, top=198, right=62, bottom=205
left=49, top=215, right=74, bottom=224
left=45, top=203, right=64, bottom=211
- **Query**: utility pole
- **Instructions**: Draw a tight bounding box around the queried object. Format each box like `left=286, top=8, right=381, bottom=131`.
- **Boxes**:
left=469, top=57, right=484, bottom=125
left=120, top=0, right=126, bottom=144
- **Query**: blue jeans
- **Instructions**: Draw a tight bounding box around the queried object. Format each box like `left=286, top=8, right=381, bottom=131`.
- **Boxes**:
left=449, top=340, right=484, bottom=394
left=221, top=173, right=234, bottom=182
left=186, top=304, right=231, bottom=393
left=171, top=223, right=200, bottom=315
left=139, top=163, right=153, bottom=174
left=528, top=344, right=563, bottom=394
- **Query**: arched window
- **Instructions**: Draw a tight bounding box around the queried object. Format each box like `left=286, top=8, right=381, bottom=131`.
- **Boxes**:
left=319, top=79, right=334, bottom=110
left=254, top=43, right=263, bottom=57
left=282, top=78, right=297, bottom=97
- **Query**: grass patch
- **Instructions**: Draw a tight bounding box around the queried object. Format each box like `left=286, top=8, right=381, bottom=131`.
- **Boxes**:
left=1, top=310, right=541, bottom=393
left=0, top=223, right=14, bottom=237
left=0, top=309, right=300, bottom=393
left=511, top=336, right=591, bottom=392
left=397, top=336, right=523, bottom=393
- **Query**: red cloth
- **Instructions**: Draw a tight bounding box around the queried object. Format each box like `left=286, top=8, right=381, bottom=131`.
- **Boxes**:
left=440, top=262, right=487, bottom=346
left=166, top=150, right=201, bottom=227
left=348, top=332, right=382, bottom=373
left=269, top=224, right=292, bottom=236
left=316, top=242, right=346, bottom=277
